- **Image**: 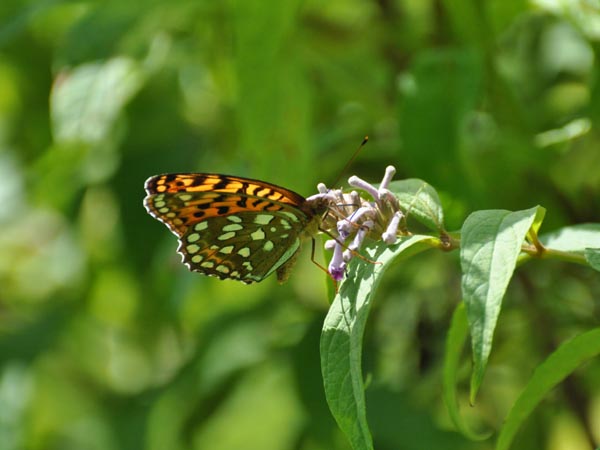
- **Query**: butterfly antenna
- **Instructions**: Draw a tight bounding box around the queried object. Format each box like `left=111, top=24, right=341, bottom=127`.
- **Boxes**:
left=330, top=136, right=369, bottom=188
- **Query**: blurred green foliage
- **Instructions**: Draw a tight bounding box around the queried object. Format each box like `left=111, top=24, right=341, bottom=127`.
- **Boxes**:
left=1, top=0, right=599, bottom=449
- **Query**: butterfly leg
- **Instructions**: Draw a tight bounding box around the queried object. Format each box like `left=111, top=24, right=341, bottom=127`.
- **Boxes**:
left=309, top=238, right=339, bottom=293
left=309, top=237, right=333, bottom=276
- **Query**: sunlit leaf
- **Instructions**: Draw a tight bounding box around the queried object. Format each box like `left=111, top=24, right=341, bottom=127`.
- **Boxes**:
left=460, top=206, right=542, bottom=401
left=388, top=179, right=445, bottom=231
left=496, top=328, right=600, bottom=450
left=443, top=303, right=492, bottom=441
left=585, top=248, right=600, bottom=271
left=540, top=224, right=600, bottom=253
left=321, top=235, right=435, bottom=450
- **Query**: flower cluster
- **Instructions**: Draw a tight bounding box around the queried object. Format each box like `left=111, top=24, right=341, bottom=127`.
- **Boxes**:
left=306, top=166, right=405, bottom=281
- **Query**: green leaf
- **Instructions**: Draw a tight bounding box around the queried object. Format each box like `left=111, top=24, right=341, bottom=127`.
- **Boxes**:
left=585, top=248, right=600, bottom=271
left=496, top=328, right=600, bottom=450
left=540, top=223, right=600, bottom=253
left=443, top=303, right=492, bottom=440
left=398, top=50, right=481, bottom=197
left=51, top=57, right=144, bottom=145
left=231, top=0, right=312, bottom=185
left=388, top=179, right=445, bottom=232
left=460, top=206, right=542, bottom=401
left=321, top=235, right=435, bottom=450
left=525, top=206, right=546, bottom=244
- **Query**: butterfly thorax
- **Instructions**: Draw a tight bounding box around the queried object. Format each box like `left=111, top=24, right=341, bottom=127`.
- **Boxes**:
left=299, top=195, right=331, bottom=236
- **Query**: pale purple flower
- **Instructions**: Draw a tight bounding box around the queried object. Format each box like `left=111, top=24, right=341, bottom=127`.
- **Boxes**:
left=379, top=165, right=396, bottom=191
left=382, top=211, right=403, bottom=244
left=313, top=165, right=405, bottom=282
left=348, top=175, right=380, bottom=201
left=343, top=220, right=373, bottom=261
left=328, top=236, right=347, bottom=281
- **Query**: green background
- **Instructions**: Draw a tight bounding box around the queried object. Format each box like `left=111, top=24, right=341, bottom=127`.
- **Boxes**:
left=1, top=0, right=599, bottom=449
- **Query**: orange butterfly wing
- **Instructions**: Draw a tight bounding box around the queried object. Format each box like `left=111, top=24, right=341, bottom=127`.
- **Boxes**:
left=144, top=173, right=317, bottom=283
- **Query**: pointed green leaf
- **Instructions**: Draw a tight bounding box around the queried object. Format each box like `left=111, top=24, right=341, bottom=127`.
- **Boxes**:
left=540, top=223, right=600, bottom=253
left=460, top=206, right=541, bottom=401
left=585, top=248, right=600, bottom=271
left=388, top=179, right=445, bottom=231
left=443, top=303, right=492, bottom=440
left=525, top=206, right=546, bottom=244
left=496, top=328, right=600, bottom=450
left=321, top=235, right=435, bottom=450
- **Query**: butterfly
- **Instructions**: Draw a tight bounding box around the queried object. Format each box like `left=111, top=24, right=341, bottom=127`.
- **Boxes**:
left=143, top=173, right=331, bottom=284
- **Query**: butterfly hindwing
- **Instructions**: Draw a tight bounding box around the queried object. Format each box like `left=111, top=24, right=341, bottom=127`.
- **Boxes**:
left=179, top=210, right=306, bottom=283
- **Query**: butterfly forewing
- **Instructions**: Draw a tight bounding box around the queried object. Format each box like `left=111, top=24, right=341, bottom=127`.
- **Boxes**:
left=144, top=173, right=318, bottom=284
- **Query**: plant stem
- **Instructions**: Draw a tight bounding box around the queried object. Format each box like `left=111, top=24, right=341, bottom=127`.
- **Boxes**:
left=442, top=231, right=589, bottom=266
